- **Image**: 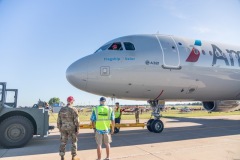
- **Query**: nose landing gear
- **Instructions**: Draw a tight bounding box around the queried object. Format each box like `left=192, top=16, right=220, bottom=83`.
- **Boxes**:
left=147, top=100, right=164, bottom=133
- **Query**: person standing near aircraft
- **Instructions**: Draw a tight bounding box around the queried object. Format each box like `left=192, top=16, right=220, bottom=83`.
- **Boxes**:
left=135, top=105, right=140, bottom=123
left=57, top=96, right=80, bottom=160
left=91, top=97, right=115, bottom=160
left=114, top=102, right=122, bottom=133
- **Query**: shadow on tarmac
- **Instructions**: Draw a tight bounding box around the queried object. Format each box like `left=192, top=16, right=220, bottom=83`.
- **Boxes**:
left=0, top=117, right=239, bottom=158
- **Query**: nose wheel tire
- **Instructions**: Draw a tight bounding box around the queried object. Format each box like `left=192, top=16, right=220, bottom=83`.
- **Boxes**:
left=151, top=119, right=164, bottom=133
left=147, top=119, right=164, bottom=133
left=147, top=119, right=154, bottom=132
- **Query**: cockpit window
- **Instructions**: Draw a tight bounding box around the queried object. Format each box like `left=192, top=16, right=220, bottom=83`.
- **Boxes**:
left=108, top=42, right=123, bottom=50
left=124, top=42, right=135, bottom=50
left=95, top=43, right=111, bottom=53
left=95, top=41, right=135, bottom=53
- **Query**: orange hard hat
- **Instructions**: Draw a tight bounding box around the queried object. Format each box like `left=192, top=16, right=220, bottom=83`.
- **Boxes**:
left=67, top=96, right=75, bottom=102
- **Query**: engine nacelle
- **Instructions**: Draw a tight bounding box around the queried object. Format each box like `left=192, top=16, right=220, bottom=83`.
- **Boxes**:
left=202, top=100, right=240, bottom=112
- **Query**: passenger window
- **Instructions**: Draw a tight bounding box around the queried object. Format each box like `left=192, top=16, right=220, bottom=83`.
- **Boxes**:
left=108, top=42, right=123, bottom=50
left=202, top=50, right=206, bottom=55
left=124, top=42, right=135, bottom=50
left=209, top=51, right=213, bottom=56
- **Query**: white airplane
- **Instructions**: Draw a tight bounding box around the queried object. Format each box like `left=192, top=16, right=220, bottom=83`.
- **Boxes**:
left=66, top=34, right=240, bottom=133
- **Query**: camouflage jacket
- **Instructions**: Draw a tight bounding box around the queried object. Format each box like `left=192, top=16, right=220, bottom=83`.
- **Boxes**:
left=57, top=105, right=79, bottom=132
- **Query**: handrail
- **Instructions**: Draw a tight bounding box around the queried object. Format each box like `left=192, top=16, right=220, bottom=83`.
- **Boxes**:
left=162, top=65, right=182, bottom=70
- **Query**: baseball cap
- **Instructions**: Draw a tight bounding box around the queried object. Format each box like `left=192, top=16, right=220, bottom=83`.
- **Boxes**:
left=67, top=96, right=75, bottom=102
left=100, top=97, right=106, bottom=102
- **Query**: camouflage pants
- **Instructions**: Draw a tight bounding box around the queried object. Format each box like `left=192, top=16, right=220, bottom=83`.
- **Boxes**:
left=135, top=113, right=139, bottom=123
left=59, top=130, right=78, bottom=156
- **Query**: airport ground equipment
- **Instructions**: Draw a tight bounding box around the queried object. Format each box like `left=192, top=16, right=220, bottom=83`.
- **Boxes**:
left=79, top=102, right=164, bottom=133
left=0, top=82, right=50, bottom=148
left=80, top=123, right=145, bottom=129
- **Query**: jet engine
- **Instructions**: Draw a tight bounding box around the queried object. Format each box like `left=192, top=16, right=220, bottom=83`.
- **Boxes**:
left=202, top=100, right=240, bottom=112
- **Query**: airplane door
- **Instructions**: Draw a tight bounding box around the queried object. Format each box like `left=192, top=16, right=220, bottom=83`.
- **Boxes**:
left=156, top=35, right=181, bottom=70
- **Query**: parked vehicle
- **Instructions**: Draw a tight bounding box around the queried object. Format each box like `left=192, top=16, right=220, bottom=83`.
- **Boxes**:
left=180, top=107, right=191, bottom=112
left=0, top=82, right=52, bottom=148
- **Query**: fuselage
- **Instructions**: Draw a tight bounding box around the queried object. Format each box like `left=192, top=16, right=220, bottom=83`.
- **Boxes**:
left=66, top=34, right=240, bottom=101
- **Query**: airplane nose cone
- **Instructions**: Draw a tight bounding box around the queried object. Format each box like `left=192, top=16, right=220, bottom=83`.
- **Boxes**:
left=66, top=58, right=88, bottom=90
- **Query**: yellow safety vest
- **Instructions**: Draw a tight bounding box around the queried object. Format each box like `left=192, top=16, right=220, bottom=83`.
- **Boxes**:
left=94, top=105, right=112, bottom=130
left=115, top=107, right=121, bottom=118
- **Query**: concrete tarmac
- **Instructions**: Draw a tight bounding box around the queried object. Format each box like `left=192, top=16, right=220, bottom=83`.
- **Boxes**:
left=0, top=115, right=240, bottom=160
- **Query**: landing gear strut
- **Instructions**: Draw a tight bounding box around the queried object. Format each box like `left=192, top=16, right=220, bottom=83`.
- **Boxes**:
left=147, top=100, right=164, bottom=133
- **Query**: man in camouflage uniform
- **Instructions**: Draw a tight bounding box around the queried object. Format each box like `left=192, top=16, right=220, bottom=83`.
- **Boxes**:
left=57, top=96, right=80, bottom=160
left=135, top=105, right=140, bottom=123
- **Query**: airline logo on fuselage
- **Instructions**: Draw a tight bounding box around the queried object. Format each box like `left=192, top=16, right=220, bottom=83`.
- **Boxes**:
left=186, top=40, right=240, bottom=67
left=212, top=44, right=240, bottom=67
left=186, top=40, right=201, bottom=62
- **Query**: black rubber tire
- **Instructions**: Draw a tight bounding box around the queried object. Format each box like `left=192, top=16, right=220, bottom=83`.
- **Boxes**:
left=147, top=119, right=154, bottom=132
left=151, top=119, right=164, bottom=133
left=0, top=116, right=34, bottom=148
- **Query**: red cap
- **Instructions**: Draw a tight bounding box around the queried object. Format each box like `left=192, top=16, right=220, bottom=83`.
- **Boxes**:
left=67, top=96, right=75, bottom=102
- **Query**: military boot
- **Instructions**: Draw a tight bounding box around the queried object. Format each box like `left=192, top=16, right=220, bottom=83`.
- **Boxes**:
left=60, top=156, right=65, bottom=160
left=72, top=155, right=80, bottom=160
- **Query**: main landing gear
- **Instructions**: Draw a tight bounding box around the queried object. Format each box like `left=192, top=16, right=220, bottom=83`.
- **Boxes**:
left=147, top=100, right=164, bottom=133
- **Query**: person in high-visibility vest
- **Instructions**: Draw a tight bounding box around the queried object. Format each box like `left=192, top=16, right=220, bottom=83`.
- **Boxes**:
left=114, top=102, right=122, bottom=133
left=91, top=97, right=115, bottom=160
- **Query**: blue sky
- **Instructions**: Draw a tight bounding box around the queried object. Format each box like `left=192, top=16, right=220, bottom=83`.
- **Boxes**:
left=0, top=0, right=240, bottom=106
